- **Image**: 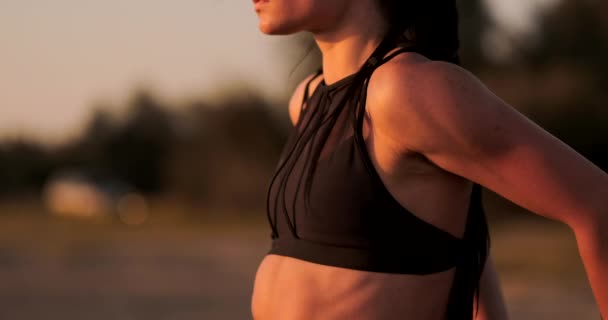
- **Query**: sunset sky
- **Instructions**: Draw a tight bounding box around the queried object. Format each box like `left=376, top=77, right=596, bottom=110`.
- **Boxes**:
left=0, top=0, right=555, bottom=144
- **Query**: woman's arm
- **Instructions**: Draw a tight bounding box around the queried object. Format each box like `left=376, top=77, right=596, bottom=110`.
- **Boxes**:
left=474, top=256, right=509, bottom=320
left=369, top=59, right=608, bottom=317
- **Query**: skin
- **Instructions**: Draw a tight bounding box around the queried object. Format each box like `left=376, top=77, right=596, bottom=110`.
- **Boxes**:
left=251, top=0, right=608, bottom=318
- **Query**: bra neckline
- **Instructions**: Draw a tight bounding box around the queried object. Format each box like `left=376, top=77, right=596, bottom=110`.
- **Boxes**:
left=318, top=72, right=357, bottom=91
left=316, top=45, right=419, bottom=92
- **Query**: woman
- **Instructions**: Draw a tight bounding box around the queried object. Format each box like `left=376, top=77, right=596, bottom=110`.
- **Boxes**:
left=250, top=1, right=608, bottom=319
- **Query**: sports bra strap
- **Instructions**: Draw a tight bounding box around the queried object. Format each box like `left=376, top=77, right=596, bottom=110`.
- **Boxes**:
left=376, top=46, right=418, bottom=67
left=360, top=28, right=406, bottom=74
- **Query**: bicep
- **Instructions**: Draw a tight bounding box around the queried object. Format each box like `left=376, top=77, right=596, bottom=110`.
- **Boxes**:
left=403, top=63, right=608, bottom=228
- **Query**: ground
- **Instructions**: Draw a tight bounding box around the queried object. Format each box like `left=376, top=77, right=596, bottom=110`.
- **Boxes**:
left=0, top=203, right=600, bottom=319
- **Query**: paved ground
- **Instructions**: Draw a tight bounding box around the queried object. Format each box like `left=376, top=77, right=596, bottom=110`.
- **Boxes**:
left=0, top=206, right=600, bottom=319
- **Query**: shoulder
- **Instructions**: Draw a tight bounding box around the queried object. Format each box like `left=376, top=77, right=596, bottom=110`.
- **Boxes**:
left=288, top=72, right=323, bottom=126
left=367, top=52, right=487, bottom=119
left=366, top=53, right=500, bottom=154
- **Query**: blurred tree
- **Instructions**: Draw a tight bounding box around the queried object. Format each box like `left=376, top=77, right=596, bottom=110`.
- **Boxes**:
left=54, top=90, right=176, bottom=194
left=519, top=0, right=608, bottom=168
left=458, top=0, right=494, bottom=69
left=166, top=90, right=287, bottom=213
left=523, top=0, right=608, bottom=75
left=0, top=139, right=51, bottom=199
left=106, top=90, right=176, bottom=194
left=59, top=107, right=118, bottom=171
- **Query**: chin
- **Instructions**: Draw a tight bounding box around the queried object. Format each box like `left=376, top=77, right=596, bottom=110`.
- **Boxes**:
left=255, top=4, right=307, bottom=35
left=258, top=20, right=301, bottom=35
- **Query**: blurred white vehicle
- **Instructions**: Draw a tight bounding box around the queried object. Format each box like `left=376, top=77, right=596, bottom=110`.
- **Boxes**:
left=43, top=170, right=148, bottom=225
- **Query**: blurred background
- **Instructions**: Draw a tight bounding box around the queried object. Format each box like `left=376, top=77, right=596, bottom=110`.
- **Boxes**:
left=0, top=0, right=606, bottom=319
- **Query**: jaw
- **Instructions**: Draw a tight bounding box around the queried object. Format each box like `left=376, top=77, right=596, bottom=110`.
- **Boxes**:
left=259, top=22, right=303, bottom=35
left=257, top=16, right=299, bottom=35
left=254, top=0, right=349, bottom=36
left=256, top=8, right=306, bottom=35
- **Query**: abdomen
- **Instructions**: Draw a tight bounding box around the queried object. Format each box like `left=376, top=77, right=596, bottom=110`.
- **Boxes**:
left=252, top=254, right=456, bottom=320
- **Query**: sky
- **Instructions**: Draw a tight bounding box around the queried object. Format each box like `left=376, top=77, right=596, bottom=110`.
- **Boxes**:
left=0, top=0, right=556, bottom=144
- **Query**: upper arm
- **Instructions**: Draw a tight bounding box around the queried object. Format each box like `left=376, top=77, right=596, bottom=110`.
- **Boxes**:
left=288, top=73, right=319, bottom=126
left=372, top=61, right=608, bottom=229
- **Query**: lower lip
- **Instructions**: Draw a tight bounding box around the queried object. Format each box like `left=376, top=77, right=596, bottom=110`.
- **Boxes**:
left=254, top=0, right=267, bottom=10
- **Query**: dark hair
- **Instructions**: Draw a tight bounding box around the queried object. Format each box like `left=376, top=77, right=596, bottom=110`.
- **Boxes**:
left=376, top=0, right=461, bottom=64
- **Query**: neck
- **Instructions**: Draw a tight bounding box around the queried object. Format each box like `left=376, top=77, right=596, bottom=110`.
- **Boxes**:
left=311, top=2, right=388, bottom=85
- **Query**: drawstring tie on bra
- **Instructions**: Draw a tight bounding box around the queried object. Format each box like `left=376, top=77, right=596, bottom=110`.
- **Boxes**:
left=266, top=27, right=404, bottom=239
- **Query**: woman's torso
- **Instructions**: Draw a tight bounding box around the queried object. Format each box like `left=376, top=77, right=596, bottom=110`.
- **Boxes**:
left=252, top=50, right=483, bottom=320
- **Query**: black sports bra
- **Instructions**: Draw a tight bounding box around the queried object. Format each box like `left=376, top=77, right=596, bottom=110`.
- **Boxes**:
left=265, top=31, right=490, bottom=319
